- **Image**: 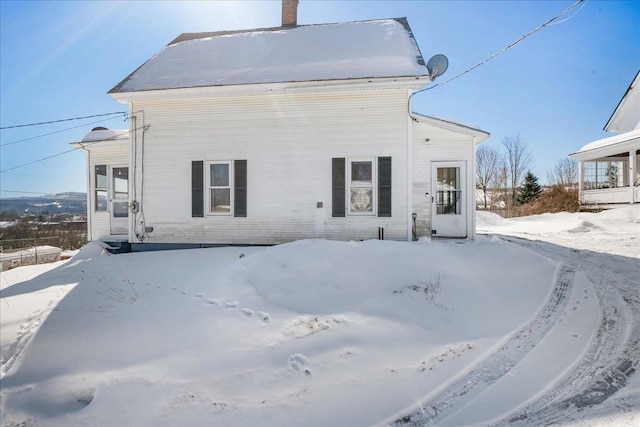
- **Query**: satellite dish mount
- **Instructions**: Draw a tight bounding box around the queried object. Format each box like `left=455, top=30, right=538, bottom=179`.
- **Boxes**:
left=427, top=54, right=449, bottom=81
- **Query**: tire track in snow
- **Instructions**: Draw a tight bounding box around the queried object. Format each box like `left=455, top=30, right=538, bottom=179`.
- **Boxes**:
left=390, top=264, right=575, bottom=426
left=489, top=237, right=640, bottom=426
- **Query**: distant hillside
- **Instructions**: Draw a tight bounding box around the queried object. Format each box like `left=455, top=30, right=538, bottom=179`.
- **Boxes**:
left=0, top=193, right=87, bottom=216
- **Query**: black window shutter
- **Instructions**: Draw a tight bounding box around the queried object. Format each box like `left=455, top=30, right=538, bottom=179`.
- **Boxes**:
left=332, top=158, right=346, bottom=217
left=192, top=161, right=204, bottom=217
left=234, top=159, right=247, bottom=217
left=378, top=156, right=392, bottom=217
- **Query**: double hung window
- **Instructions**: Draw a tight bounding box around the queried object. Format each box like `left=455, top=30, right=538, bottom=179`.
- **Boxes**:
left=209, top=162, right=232, bottom=214
left=332, top=157, right=391, bottom=218
left=349, top=159, right=375, bottom=214
left=192, top=160, right=246, bottom=218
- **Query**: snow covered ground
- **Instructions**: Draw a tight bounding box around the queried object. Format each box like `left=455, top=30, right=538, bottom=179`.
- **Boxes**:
left=0, top=206, right=638, bottom=426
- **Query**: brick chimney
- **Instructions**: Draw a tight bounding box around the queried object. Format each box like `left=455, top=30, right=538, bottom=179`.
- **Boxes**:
left=282, top=0, right=298, bottom=27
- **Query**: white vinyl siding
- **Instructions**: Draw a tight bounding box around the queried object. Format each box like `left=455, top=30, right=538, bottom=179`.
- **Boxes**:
left=128, top=88, right=410, bottom=244
left=412, top=120, right=477, bottom=238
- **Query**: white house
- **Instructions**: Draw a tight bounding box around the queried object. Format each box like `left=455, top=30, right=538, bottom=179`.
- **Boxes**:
left=74, top=4, right=489, bottom=246
left=571, top=71, right=640, bottom=206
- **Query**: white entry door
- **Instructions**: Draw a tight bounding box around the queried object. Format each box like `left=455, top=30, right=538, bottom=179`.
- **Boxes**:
left=110, top=166, right=129, bottom=235
left=431, top=161, right=467, bottom=238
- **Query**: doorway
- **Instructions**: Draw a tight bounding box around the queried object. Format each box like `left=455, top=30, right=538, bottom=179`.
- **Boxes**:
left=110, top=166, right=129, bottom=235
left=431, top=161, right=466, bottom=238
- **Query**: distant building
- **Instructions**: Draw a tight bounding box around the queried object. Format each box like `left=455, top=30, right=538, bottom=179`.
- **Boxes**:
left=571, top=71, right=640, bottom=206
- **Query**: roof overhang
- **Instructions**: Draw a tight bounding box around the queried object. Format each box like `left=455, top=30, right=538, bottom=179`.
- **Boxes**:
left=411, top=112, right=491, bottom=143
left=570, top=128, right=640, bottom=160
left=70, top=129, right=129, bottom=150
left=110, top=76, right=430, bottom=103
left=604, top=70, right=640, bottom=132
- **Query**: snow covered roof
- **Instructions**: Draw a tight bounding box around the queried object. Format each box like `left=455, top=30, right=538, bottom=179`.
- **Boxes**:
left=570, top=128, right=640, bottom=159
left=109, top=18, right=430, bottom=94
left=411, top=112, right=491, bottom=142
left=79, top=129, right=129, bottom=143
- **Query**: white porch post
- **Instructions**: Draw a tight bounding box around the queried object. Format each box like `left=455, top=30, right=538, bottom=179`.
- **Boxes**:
left=578, top=160, right=583, bottom=204
left=630, top=149, right=637, bottom=203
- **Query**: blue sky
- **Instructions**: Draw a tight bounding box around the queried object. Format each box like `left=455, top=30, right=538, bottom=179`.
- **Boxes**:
left=1, top=0, right=638, bottom=198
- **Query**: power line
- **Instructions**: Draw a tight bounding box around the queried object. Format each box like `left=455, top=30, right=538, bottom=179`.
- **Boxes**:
left=0, top=112, right=126, bottom=130
left=0, top=128, right=139, bottom=174
left=413, top=0, right=586, bottom=97
left=1, top=115, right=126, bottom=147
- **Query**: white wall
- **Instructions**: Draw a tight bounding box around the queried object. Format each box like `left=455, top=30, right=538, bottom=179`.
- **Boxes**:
left=412, top=120, right=477, bottom=238
left=128, top=89, right=411, bottom=244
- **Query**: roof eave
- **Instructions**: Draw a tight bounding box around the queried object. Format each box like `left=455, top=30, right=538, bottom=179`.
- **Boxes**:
left=570, top=129, right=640, bottom=159
left=110, top=76, right=431, bottom=102
left=411, top=112, right=491, bottom=142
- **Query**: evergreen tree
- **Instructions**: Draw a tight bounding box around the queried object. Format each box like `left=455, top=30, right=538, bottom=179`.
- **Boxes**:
left=517, top=171, right=542, bottom=205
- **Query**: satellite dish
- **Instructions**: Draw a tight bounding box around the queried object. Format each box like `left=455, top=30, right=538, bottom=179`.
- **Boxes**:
left=427, top=54, right=449, bottom=81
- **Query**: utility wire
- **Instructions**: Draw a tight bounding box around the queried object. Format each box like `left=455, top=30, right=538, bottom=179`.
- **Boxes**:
left=1, top=115, right=126, bottom=147
left=0, top=128, right=139, bottom=174
left=0, top=112, right=126, bottom=130
left=413, top=0, right=586, bottom=97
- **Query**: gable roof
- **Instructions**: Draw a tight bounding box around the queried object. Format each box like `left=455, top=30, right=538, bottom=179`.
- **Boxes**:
left=109, top=18, right=429, bottom=94
left=604, top=70, right=640, bottom=133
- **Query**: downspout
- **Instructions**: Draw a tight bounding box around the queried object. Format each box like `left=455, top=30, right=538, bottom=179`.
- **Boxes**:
left=129, top=113, right=136, bottom=243
left=471, top=136, right=477, bottom=240
left=630, top=149, right=636, bottom=203
left=407, top=89, right=414, bottom=242
left=77, top=142, right=92, bottom=242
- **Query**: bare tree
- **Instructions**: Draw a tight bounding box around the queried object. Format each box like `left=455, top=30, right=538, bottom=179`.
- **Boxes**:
left=502, top=135, right=532, bottom=217
left=547, top=157, right=578, bottom=188
left=476, top=144, right=501, bottom=209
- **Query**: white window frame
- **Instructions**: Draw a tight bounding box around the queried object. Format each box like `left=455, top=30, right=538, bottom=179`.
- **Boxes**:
left=348, top=158, right=377, bottom=216
left=206, top=161, right=233, bottom=216
left=94, top=164, right=108, bottom=212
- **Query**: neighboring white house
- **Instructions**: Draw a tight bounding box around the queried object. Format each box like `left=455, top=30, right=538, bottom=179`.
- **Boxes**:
left=571, top=71, right=640, bottom=206
left=74, top=5, right=489, bottom=245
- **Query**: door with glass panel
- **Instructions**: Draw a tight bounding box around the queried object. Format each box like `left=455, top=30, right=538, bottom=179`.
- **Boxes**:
left=110, top=166, right=129, bottom=235
left=431, top=161, right=466, bottom=237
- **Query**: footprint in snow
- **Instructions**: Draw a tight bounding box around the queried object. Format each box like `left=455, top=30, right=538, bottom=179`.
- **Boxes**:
left=241, top=308, right=255, bottom=318
left=289, top=353, right=312, bottom=376
left=194, top=293, right=205, bottom=299
left=258, top=311, right=271, bottom=324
